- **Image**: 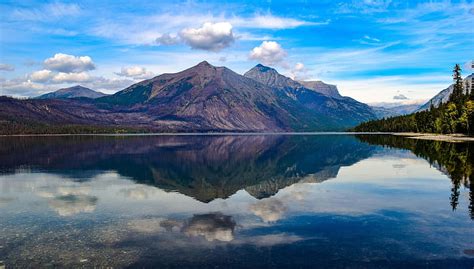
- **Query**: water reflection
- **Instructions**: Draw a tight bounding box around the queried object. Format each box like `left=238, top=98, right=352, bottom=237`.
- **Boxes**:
left=0, top=135, right=374, bottom=202
left=357, top=134, right=474, bottom=220
left=183, top=213, right=236, bottom=242
left=0, top=134, right=473, bottom=267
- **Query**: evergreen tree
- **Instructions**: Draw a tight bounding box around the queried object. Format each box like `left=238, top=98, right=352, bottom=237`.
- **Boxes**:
left=450, top=64, right=463, bottom=103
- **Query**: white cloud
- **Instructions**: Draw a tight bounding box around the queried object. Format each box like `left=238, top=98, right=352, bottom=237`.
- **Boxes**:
left=0, top=64, right=14, bottom=71
left=183, top=213, right=236, bottom=242
left=393, top=94, right=409, bottom=100
left=82, top=77, right=134, bottom=93
left=249, top=41, right=287, bottom=66
left=0, top=78, right=51, bottom=97
left=37, top=185, right=97, bottom=217
left=52, top=72, right=92, bottom=83
left=289, top=62, right=309, bottom=80
left=336, top=0, right=393, bottom=14
left=29, top=69, right=53, bottom=82
left=155, top=33, right=180, bottom=45
left=230, top=14, right=325, bottom=29
left=249, top=199, right=286, bottom=223
left=180, top=22, right=235, bottom=52
left=44, top=53, right=96, bottom=73
left=115, top=66, right=155, bottom=79
left=11, top=3, right=81, bottom=21
left=357, top=35, right=381, bottom=45
left=91, top=12, right=318, bottom=45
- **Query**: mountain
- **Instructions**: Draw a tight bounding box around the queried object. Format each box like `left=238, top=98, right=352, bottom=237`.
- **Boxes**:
left=1, top=61, right=378, bottom=133
left=369, top=102, right=422, bottom=118
left=99, top=61, right=308, bottom=131
left=417, top=74, right=473, bottom=112
left=244, top=64, right=377, bottom=127
left=37, top=85, right=108, bottom=99
left=298, top=80, right=342, bottom=99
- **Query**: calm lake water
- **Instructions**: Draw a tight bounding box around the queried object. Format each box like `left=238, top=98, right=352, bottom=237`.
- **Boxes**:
left=0, top=134, right=473, bottom=268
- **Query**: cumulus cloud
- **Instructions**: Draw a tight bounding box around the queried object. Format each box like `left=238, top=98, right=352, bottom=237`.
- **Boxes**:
left=0, top=78, right=51, bottom=97
left=155, top=33, right=180, bottom=45
left=0, top=63, right=14, bottom=71
left=249, top=41, right=287, bottom=66
left=2, top=53, right=134, bottom=96
left=119, top=186, right=157, bottom=200
left=183, top=213, right=236, bottom=242
left=289, top=62, right=309, bottom=80
left=393, top=94, right=409, bottom=100
left=115, top=66, right=155, bottom=79
left=48, top=194, right=98, bottom=217
left=37, top=185, right=98, bottom=217
left=82, top=77, right=134, bottom=93
left=51, top=72, right=91, bottom=83
left=29, top=69, right=53, bottom=82
left=180, top=22, right=235, bottom=52
left=44, top=53, right=96, bottom=73
left=249, top=199, right=286, bottom=222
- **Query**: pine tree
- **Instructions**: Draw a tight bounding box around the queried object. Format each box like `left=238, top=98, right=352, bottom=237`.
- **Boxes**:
left=450, top=64, right=463, bottom=103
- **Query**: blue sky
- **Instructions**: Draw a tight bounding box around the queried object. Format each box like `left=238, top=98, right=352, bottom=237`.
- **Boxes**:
left=0, top=0, right=473, bottom=103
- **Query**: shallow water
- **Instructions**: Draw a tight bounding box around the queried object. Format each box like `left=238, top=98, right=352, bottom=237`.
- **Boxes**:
left=0, top=134, right=473, bottom=268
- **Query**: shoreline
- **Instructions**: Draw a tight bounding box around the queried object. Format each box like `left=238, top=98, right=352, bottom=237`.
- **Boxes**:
left=0, top=131, right=473, bottom=142
left=0, top=132, right=391, bottom=137
left=393, top=132, right=474, bottom=142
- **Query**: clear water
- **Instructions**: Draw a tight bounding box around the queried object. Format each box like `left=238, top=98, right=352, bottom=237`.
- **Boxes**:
left=0, top=134, right=473, bottom=268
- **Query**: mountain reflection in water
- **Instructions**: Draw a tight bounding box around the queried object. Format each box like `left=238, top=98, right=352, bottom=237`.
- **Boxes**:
left=0, top=135, right=374, bottom=202
left=0, top=134, right=473, bottom=268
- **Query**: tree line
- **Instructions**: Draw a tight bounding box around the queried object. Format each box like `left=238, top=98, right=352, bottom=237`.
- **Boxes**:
left=352, top=64, right=474, bottom=134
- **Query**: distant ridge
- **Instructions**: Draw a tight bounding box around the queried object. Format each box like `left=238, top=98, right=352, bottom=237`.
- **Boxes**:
left=37, top=85, right=108, bottom=99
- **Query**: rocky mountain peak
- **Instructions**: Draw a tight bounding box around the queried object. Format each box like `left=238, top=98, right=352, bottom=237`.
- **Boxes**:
left=244, top=64, right=299, bottom=89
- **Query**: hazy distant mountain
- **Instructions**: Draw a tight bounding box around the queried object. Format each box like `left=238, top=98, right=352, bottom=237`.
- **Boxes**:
left=369, top=102, right=423, bottom=118
left=37, top=85, right=108, bottom=99
left=417, top=74, right=473, bottom=112
left=2, top=61, right=378, bottom=133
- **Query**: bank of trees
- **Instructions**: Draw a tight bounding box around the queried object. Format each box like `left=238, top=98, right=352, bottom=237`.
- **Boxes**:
left=0, top=121, right=146, bottom=135
left=353, top=64, right=474, bottom=134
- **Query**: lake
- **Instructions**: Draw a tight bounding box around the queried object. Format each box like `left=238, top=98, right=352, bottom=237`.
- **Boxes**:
left=0, top=134, right=473, bottom=268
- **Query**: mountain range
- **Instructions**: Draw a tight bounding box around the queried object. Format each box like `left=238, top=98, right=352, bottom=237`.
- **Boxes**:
left=0, top=62, right=378, bottom=132
left=1, top=61, right=470, bottom=133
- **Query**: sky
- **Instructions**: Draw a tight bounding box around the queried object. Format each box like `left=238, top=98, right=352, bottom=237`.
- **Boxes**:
left=0, top=0, right=473, bottom=103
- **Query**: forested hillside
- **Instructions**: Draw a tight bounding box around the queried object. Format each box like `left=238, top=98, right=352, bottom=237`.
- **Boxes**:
left=352, top=64, right=474, bottom=134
